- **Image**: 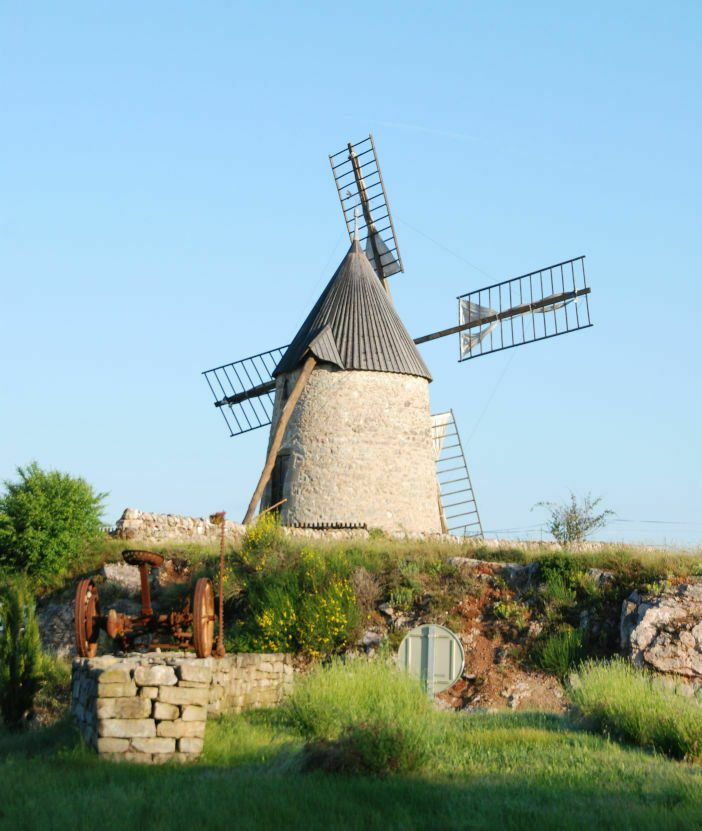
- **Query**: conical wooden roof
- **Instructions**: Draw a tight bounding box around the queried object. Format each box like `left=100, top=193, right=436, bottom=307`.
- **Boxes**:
left=274, top=240, right=432, bottom=381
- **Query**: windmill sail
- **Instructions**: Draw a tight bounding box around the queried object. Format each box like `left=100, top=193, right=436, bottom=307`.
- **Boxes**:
left=431, top=410, right=483, bottom=539
left=457, top=256, right=591, bottom=361
left=458, top=300, right=498, bottom=356
left=415, top=256, right=592, bottom=361
left=329, top=134, right=403, bottom=280
left=365, top=222, right=402, bottom=276
left=203, top=345, right=288, bottom=437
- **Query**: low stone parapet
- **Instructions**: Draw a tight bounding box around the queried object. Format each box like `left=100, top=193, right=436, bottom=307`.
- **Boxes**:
left=71, top=652, right=293, bottom=763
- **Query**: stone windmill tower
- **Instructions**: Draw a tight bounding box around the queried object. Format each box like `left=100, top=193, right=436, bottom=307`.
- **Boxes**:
left=256, top=230, right=442, bottom=534
left=204, top=135, right=593, bottom=536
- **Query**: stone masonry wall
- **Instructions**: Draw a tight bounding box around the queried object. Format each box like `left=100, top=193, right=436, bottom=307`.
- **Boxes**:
left=71, top=652, right=292, bottom=763
left=114, top=509, right=246, bottom=543
left=261, top=366, right=442, bottom=535
left=111, top=508, right=643, bottom=549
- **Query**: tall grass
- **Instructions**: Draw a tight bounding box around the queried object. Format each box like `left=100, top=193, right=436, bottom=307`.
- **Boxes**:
left=282, top=657, right=434, bottom=775
left=569, top=658, right=702, bottom=761
left=283, top=657, right=432, bottom=741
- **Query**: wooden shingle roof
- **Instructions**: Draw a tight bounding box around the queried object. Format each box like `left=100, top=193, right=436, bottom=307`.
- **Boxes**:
left=274, top=240, right=432, bottom=381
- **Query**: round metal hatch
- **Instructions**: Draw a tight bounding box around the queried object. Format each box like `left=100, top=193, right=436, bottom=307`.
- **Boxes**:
left=397, top=623, right=465, bottom=697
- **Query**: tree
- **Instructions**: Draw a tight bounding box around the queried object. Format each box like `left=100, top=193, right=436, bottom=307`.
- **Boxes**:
left=0, top=576, right=43, bottom=730
left=0, top=462, right=106, bottom=580
left=533, top=492, right=614, bottom=547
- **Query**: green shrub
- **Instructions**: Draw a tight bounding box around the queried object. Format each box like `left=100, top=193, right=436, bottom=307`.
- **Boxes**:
left=492, top=600, right=528, bottom=629
left=388, top=586, right=415, bottom=611
left=239, top=512, right=283, bottom=570
left=302, top=720, right=427, bottom=776
left=284, top=657, right=433, bottom=741
left=0, top=577, right=43, bottom=730
left=538, top=553, right=581, bottom=587
left=569, top=658, right=702, bottom=761
left=534, top=626, right=584, bottom=677
left=0, top=462, right=106, bottom=581
left=228, top=548, right=357, bottom=657
left=543, top=573, right=577, bottom=608
left=533, top=492, right=614, bottom=546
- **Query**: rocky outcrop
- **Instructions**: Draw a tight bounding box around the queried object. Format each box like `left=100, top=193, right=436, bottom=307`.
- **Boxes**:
left=620, top=582, right=702, bottom=680
left=37, top=602, right=76, bottom=657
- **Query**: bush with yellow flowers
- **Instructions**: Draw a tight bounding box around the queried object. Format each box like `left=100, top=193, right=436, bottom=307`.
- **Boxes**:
left=226, top=547, right=358, bottom=658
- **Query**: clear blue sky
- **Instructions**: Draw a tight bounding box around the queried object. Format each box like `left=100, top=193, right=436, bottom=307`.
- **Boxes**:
left=2, top=2, right=701, bottom=546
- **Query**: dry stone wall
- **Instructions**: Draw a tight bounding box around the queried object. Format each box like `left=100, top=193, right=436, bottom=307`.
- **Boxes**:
left=72, top=652, right=292, bottom=763
left=114, top=509, right=246, bottom=543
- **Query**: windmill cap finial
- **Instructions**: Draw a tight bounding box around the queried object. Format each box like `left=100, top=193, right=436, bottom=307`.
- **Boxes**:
left=353, top=207, right=359, bottom=241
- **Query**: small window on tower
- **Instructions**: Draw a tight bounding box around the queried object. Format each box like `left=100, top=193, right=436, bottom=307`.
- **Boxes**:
left=281, top=378, right=289, bottom=403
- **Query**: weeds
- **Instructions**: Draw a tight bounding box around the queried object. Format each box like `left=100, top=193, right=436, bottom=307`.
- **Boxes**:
left=283, top=657, right=433, bottom=776
left=492, top=600, right=528, bottom=630
left=569, top=658, right=702, bottom=762
left=534, top=626, right=585, bottom=678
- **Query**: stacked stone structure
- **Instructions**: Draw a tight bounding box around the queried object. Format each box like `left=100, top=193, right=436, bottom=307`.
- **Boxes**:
left=72, top=652, right=292, bottom=763
left=260, top=238, right=442, bottom=535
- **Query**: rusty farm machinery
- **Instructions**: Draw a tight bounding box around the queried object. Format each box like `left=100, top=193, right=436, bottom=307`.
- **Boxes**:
left=75, top=512, right=227, bottom=659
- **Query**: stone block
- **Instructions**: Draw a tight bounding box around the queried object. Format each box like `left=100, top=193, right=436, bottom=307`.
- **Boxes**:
left=139, top=686, right=159, bottom=699
left=97, top=697, right=152, bottom=719
left=134, top=665, right=178, bottom=687
left=98, top=663, right=133, bottom=684
left=98, top=718, right=156, bottom=738
left=157, top=720, right=205, bottom=739
left=131, top=737, right=176, bottom=754
left=157, top=685, right=209, bottom=707
left=181, top=705, right=207, bottom=722
left=178, top=737, right=204, bottom=754
left=123, top=751, right=153, bottom=764
left=176, top=662, right=213, bottom=684
left=96, top=737, right=130, bottom=754
left=179, top=680, right=210, bottom=688
left=98, top=681, right=137, bottom=698
left=153, top=701, right=180, bottom=720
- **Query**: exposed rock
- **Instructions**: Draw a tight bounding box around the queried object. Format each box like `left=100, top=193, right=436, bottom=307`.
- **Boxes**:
left=37, top=602, right=75, bottom=657
left=587, top=567, right=616, bottom=588
left=359, top=630, right=383, bottom=650
left=499, top=561, right=540, bottom=589
left=446, top=558, right=539, bottom=589
left=102, top=562, right=141, bottom=592
left=620, top=582, right=702, bottom=678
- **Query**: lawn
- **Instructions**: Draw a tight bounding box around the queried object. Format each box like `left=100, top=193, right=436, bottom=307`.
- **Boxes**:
left=1, top=707, right=700, bottom=831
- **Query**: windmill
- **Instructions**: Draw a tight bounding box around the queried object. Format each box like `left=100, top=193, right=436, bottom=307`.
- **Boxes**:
left=203, top=135, right=592, bottom=537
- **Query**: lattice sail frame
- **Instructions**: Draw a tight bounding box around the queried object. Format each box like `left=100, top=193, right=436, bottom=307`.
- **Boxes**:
left=431, top=410, right=483, bottom=539
left=457, top=256, right=591, bottom=361
left=329, top=134, right=403, bottom=278
left=203, top=345, right=288, bottom=437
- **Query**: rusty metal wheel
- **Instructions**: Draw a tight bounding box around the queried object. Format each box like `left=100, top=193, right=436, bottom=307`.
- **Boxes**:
left=75, top=578, right=100, bottom=657
left=122, top=549, right=164, bottom=568
left=192, top=578, right=215, bottom=658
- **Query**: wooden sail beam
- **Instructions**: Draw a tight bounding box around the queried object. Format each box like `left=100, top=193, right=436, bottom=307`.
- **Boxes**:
left=414, top=287, right=591, bottom=345
left=214, top=379, right=276, bottom=408
left=242, top=354, right=317, bottom=524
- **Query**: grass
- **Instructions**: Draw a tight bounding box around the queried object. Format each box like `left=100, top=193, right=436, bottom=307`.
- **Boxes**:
left=1, top=659, right=702, bottom=829
left=569, top=658, right=702, bottom=761
left=1, top=707, right=701, bottom=830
